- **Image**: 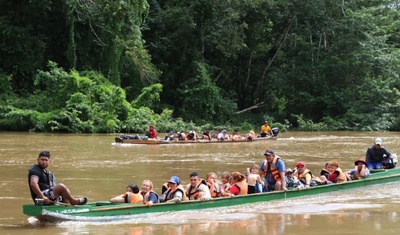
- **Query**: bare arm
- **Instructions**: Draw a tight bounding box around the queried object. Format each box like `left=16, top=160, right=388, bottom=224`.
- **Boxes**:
left=30, top=176, right=51, bottom=203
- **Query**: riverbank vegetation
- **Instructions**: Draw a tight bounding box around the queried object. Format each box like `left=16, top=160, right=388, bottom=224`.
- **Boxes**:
left=1, top=0, right=400, bottom=133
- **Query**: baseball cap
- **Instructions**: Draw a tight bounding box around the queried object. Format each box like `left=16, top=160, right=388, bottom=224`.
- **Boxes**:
left=296, top=161, right=306, bottom=167
left=374, top=138, right=382, bottom=145
left=264, top=149, right=274, bottom=155
left=168, top=176, right=180, bottom=184
left=286, top=168, right=293, bottom=173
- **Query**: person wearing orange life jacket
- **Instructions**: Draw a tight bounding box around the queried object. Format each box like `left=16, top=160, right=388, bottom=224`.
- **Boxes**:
left=159, top=176, right=187, bottom=203
left=258, top=149, right=288, bottom=192
left=229, top=171, right=248, bottom=196
left=185, top=172, right=211, bottom=201
left=327, top=160, right=347, bottom=183
left=139, top=180, right=159, bottom=206
left=345, top=158, right=370, bottom=180
left=110, top=183, right=143, bottom=203
left=205, top=172, right=221, bottom=198
left=293, top=161, right=317, bottom=190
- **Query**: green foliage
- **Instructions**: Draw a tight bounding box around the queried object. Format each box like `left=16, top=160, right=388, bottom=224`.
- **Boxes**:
left=293, top=114, right=329, bottom=131
left=2, top=0, right=400, bottom=132
left=131, top=84, right=163, bottom=109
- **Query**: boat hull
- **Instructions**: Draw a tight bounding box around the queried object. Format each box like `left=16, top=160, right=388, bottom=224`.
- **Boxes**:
left=114, top=136, right=277, bottom=145
left=23, top=168, right=400, bottom=222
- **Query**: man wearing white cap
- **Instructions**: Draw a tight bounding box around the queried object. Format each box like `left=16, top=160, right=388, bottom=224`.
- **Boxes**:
left=366, top=138, right=392, bottom=170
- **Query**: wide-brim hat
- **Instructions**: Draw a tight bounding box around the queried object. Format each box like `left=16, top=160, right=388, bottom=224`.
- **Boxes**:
left=354, top=158, right=367, bottom=166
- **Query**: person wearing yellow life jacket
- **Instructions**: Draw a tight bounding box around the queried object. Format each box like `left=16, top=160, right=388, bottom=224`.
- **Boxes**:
left=345, top=158, right=370, bottom=180
left=229, top=171, right=248, bottom=195
left=110, top=183, right=143, bottom=204
left=139, top=180, right=159, bottom=206
left=327, top=161, right=347, bottom=183
left=258, top=149, right=287, bottom=192
left=205, top=172, right=221, bottom=198
left=159, top=176, right=187, bottom=203
left=185, top=172, right=212, bottom=201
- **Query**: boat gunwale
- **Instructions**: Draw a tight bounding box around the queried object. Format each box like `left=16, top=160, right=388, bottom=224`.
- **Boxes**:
left=23, top=168, right=400, bottom=221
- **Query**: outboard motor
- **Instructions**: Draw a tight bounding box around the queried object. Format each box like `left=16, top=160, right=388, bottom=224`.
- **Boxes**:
left=383, top=154, right=398, bottom=169
left=271, top=127, right=280, bottom=137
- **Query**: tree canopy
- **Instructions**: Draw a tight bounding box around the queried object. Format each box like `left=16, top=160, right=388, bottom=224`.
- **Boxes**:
left=1, top=0, right=400, bottom=133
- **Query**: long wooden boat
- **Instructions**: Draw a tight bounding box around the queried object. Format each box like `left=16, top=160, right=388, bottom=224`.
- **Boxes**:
left=114, top=136, right=277, bottom=145
left=23, top=168, right=400, bottom=222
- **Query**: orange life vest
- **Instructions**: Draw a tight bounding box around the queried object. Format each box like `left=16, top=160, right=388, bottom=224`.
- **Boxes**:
left=142, top=191, right=159, bottom=205
left=207, top=182, right=221, bottom=198
left=295, top=169, right=312, bottom=180
left=262, top=155, right=282, bottom=181
left=234, top=180, right=248, bottom=195
left=186, top=179, right=208, bottom=200
left=124, top=192, right=143, bottom=204
left=336, top=167, right=346, bottom=183
left=164, top=184, right=187, bottom=202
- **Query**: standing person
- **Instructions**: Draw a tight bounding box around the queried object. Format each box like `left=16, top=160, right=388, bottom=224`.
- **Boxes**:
left=366, top=138, right=393, bottom=170
left=159, top=176, right=186, bottom=203
left=185, top=172, right=211, bottom=201
left=139, top=180, right=159, bottom=206
left=260, top=121, right=272, bottom=137
left=110, top=184, right=143, bottom=203
left=28, top=151, right=87, bottom=205
left=258, top=149, right=287, bottom=192
left=146, top=124, right=158, bottom=139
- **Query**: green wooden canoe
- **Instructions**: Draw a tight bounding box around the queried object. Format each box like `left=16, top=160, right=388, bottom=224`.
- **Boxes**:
left=23, top=168, right=400, bottom=222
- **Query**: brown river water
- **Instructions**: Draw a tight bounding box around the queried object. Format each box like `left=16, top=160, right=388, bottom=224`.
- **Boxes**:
left=1, top=131, right=400, bottom=235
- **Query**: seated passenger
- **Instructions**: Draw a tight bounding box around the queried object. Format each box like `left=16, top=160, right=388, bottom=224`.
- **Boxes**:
left=246, top=164, right=264, bottom=194
left=285, top=168, right=303, bottom=189
left=145, top=125, right=158, bottom=139
left=293, top=161, right=317, bottom=189
left=245, top=130, right=256, bottom=141
left=176, top=131, right=186, bottom=141
left=159, top=176, right=186, bottom=203
left=229, top=171, right=248, bottom=196
left=326, top=161, right=347, bottom=183
left=110, top=183, right=143, bottom=203
left=164, top=131, right=175, bottom=141
left=219, top=171, right=232, bottom=197
left=187, top=130, right=198, bottom=140
left=205, top=172, right=220, bottom=198
left=230, top=129, right=241, bottom=140
left=320, top=162, right=330, bottom=179
left=139, top=180, right=159, bottom=206
left=260, top=121, right=272, bottom=137
left=217, top=130, right=229, bottom=140
left=201, top=130, right=211, bottom=141
left=346, top=158, right=370, bottom=180
left=366, top=138, right=393, bottom=170
left=185, top=172, right=211, bottom=201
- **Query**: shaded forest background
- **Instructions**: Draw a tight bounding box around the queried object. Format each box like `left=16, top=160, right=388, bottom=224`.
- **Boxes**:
left=1, top=0, right=400, bottom=133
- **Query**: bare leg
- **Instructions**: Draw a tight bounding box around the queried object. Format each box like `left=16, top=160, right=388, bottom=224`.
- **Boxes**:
left=53, top=183, right=83, bottom=205
left=274, top=181, right=282, bottom=190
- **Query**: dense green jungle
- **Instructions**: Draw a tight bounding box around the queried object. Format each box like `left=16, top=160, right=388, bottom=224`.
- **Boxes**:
left=1, top=0, right=400, bottom=134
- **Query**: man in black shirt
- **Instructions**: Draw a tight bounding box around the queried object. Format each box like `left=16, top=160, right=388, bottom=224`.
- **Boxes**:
left=366, top=138, right=392, bottom=170
left=28, top=151, right=87, bottom=205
